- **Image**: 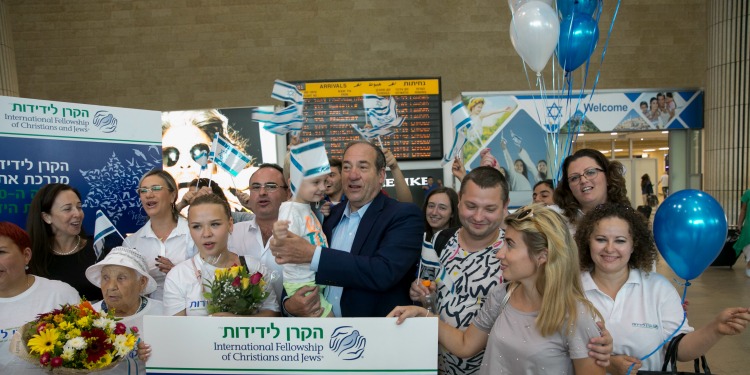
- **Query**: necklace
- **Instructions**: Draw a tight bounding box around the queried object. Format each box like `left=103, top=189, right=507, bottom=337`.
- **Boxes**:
left=52, top=235, right=81, bottom=256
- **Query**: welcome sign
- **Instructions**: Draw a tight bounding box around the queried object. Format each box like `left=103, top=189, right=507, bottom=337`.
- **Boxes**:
left=144, top=316, right=438, bottom=374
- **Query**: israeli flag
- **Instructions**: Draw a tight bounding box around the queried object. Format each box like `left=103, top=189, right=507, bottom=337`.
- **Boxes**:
left=363, top=94, right=405, bottom=129
left=271, top=80, right=304, bottom=108
left=351, top=123, right=396, bottom=141
left=441, top=102, right=473, bottom=166
left=418, top=235, right=442, bottom=281
left=252, top=105, right=304, bottom=135
left=94, top=210, right=129, bottom=258
left=210, top=133, right=252, bottom=177
left=289, top=139, right=330, bottom=197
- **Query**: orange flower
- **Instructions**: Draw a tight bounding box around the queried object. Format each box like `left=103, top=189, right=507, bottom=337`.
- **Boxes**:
left=78, top=301, right=95, bottom=317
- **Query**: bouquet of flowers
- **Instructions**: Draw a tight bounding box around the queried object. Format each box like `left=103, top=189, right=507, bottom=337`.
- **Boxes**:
left=13, top=300, right=139, bottom=372
left=203, top=264, right=273, bottom=315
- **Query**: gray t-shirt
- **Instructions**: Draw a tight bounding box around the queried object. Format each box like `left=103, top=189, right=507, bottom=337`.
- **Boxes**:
left=473, top=283, right=601, bottom=375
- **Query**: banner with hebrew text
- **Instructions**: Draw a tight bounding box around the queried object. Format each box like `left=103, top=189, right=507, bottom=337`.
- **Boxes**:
left=0, top=95, right=161, bottom=236
left=144, top=316, right=437, bottom=375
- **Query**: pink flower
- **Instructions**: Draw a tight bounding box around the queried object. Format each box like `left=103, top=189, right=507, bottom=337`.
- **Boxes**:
left=131, top=326, right=139, bottom=334
left=39, top=352, right=51, bottom=366
left=36, top=323, right=47, bottom=334
left=114, top=322, right=126, bottom=335
left=231, top=276, right=241, bottom=288
left=250, top=272, right=263, bottom=285
left=50, top=356, right=63, bottom=368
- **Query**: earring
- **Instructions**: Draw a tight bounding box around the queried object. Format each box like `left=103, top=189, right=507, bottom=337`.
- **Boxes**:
left=25, top=264, right=29, bottom=270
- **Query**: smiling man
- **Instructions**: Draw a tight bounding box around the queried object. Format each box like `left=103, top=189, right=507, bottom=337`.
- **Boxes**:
left=227, top=163, right=289, bottom=304
left=271, top=141, right=422, bottom=317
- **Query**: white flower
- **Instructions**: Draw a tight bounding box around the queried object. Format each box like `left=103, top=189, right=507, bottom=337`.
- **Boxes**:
left=64, top=336, right=87, bottom=351
left=61, top=347, right=76, bottom=361
left=93, top=317, right=116, bottom=330
left=113, top=335, right=132, bottom=357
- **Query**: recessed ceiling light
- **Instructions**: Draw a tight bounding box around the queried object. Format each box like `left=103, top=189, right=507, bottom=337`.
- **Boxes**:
left=658, top=147, right=670, bottom=150
left=578, top=133, right=584, bottom=136
left=600, top=150, right=610, bottom=153
left=640, top=138, right=644, bottom=141
left=614, top=149, right=623, bottom=152
left=661, top=131, right=668, bottom=134
left=643, top=148, right=656, bottom=152
left=610, top=132, right=618, bottom=136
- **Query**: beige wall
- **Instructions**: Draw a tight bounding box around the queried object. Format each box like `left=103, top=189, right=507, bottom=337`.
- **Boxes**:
left=6, top=0, right=705, bottom=110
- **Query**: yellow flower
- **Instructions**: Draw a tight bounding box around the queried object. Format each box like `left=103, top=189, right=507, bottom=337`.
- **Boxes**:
left=241, top=277, right=250, bottom=290
left=28, top=328, right=60, bottom=354
left=76, top=316, right=91, bottom=328
left=228, top=265, right=240, bottom=278
left=53, top=314, right=64, bottom=323
left=97, top=352, right=113, bottom=367
left=125, top=334, right=136, bottom=349
left=66, top=328, right=82, bottom=339
left=58, top=321, right=73, bottom=331
left=215, top=268, right=226, bottom=278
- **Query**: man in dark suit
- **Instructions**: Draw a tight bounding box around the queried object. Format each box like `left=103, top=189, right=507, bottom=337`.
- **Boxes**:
left=271, top=141, right=422, bottom=317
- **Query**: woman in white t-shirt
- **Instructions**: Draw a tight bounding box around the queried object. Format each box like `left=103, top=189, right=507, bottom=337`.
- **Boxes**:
left=390, top=205, right=607, bottom=374
left=576, top=203, right=750, bottom=374
left=162, top=194, right=279, bottom=316
left=0, top=222, right=80, bottom=373
left=129, top=169, right=196, bottom=300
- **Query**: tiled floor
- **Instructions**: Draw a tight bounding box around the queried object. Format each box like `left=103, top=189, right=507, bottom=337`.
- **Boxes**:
left=655, top=254, right=750, bottom=374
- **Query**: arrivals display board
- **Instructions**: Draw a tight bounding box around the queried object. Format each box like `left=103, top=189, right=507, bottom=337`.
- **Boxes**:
left=293, top=78, right=442, bottom=160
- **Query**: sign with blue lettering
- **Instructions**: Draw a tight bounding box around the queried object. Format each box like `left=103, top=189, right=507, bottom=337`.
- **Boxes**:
left=0, top=95, right=161, bottom=236
left=144, top=316, right=438, bottom=374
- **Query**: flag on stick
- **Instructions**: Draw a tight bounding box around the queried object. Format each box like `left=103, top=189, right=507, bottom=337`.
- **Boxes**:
left=289, top=139, right=330, bottom=197
left=363, top=94, right=405, bottom=129
left=441, top=102, right=473, bottom=166
left=210, top=133, right=252, bottom=177
left=94, top=210, right=130, bottom=257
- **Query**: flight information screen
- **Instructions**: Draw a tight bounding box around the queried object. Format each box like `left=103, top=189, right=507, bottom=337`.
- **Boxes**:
left=293, top=78, right=442, bottom=160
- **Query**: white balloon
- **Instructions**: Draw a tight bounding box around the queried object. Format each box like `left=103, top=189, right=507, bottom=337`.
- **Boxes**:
left=508, top=0, right=554, bottom=14
left=509, top=1, right=560, bottom=73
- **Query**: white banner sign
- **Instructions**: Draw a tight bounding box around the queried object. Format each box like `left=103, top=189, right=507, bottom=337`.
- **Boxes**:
left=144, top=316, right=438, bottom=374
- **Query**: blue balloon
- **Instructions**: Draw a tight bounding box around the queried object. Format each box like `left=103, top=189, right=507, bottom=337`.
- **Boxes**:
left=557, top=13, right=599, bottom=72
left=557, top=0, right=601, bottom=18
left=653, top=190, right=728, bottom=280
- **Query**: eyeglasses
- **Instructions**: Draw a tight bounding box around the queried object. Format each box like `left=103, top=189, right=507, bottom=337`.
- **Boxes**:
left=137, top=185, right=165, bottom=194
left=567, top=168, right=604, bottom=185
left=162, top=143, right=211, bottom=167
left=249, top=183, right=288, bottom=193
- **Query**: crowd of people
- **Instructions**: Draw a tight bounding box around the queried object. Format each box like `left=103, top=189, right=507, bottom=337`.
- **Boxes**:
left=1, top=142, right=748, bottom=374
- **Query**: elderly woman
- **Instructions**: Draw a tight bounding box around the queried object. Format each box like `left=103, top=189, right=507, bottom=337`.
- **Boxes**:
left=0, top=222, right=80, bottom=373
left=128, top=169, right=197, bottom=300
left=85, top=247, right=163, bottom=375
left=27, top=183, right=105, bottom=300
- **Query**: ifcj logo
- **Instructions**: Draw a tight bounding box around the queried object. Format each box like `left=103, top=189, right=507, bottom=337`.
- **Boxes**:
left=93, top=111, right=118, bottom=133
left=329, top=326, right=366, bottom=360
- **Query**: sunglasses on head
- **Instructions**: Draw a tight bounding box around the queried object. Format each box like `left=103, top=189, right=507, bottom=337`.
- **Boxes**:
left=162, top=143, right=211, bottom=167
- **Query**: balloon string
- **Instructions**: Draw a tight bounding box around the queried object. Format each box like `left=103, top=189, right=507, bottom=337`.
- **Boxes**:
left=625, top=279, right=690, bottom=375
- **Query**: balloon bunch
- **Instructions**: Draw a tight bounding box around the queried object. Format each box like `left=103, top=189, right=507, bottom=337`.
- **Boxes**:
left=508, top=0, right=621, bottom=184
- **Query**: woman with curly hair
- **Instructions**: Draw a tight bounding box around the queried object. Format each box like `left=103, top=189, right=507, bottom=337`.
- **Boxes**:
left=554, top=149, right=630, bottom=233
left=576, top=203, right=750, bottom=374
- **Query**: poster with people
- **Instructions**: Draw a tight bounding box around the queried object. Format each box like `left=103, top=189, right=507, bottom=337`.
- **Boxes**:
left=458, top=89, right=703, bottom=200
left=161, top=107, right=277, bottom=213
left=0, top=95, right=161, bottom=235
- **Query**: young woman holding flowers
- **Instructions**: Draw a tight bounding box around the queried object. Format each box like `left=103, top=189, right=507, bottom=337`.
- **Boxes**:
left=162, top=194, right=279, bottom=316
left=0, top=222, right=79, bottom=373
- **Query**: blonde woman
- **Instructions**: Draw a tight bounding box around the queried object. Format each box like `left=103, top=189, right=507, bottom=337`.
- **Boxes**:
left=390, top=204, right=608, bottom=374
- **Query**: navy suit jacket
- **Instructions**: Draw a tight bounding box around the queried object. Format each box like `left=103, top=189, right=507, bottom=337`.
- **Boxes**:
left=317, top=192, right=422, bottom=317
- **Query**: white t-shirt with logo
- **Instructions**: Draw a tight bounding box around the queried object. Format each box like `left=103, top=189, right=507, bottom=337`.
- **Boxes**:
left=582, top=269, right=693, bottom=372
left=163, top=253, right=279, bottom=316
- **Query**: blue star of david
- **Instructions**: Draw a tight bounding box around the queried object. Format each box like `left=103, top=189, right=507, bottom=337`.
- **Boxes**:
left=547, top=103, right=562, bottom=121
